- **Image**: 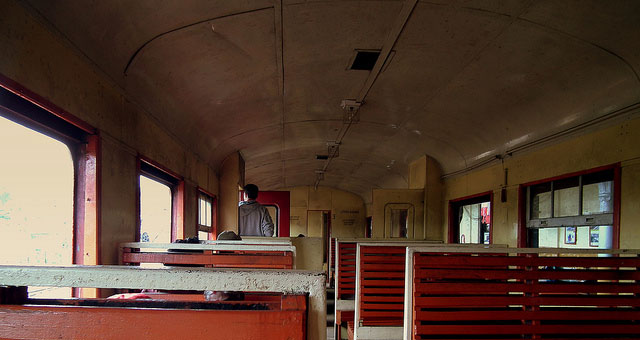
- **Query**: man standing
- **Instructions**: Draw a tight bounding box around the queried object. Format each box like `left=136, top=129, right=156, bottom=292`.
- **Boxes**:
left=238, top=184, right=275, bottom=237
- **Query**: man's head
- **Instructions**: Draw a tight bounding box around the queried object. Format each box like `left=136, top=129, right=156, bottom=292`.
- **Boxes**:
left=243, top=183, right=259, bottom=200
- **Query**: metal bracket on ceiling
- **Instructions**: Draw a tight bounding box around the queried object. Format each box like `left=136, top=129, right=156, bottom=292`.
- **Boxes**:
left=341, top=99, right=362, bottom=123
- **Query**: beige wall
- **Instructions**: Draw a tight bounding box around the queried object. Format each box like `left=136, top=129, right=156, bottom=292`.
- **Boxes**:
left=371, top=189, right=425, bottom=239
left=443, top=116, right=640, bottom=248
left=280, top=186, right=366, bottom=238
left=0, top=2, right=219, bottom=265
left=291, top=237, right=324, bottom=271
left=218, top=152, right=243, bottom=234
left=409, top=155, right=444, bottom=241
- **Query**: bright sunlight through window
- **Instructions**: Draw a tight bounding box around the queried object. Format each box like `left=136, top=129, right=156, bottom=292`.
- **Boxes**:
left=139, top=175, right=171, bottom=244
left=0, top=116, right=73, bottom=298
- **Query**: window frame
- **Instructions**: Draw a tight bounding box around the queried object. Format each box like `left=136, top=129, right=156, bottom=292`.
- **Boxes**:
left=136, top=156, right=185, bottom=243
left=517, top=164, right=621, bottom=248
left=0, top=76, right=99, bottom=297
left=197, top=188, right=217, bottom=241
left=448, top=191, right=493, bottom=244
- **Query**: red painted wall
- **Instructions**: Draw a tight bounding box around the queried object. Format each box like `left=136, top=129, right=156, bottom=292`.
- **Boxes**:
left=256, top=191, right=290, bottom=237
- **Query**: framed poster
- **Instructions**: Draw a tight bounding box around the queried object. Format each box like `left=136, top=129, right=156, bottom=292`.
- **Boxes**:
left=589, top=226, right=600, bottom=247
left=565, top=226, right=577, bottom=245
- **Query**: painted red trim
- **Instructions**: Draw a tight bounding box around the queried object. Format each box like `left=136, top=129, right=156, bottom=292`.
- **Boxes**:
left=520, top=163, right=618, bottom=187
left=613, top=164, right=621, bottom=249
left=447, top=191, right=493, bottom=244
left=449, top=190, right=494, bottom=203
left=135, top=158, right=141, bottom=243
left=197, top=187, right=216, bottom=199
left=138, top=155, right=183, bottom=181
left=517, top=185, right=527, bottom=247
left=136, top=155, right=185, bottom=242
left=0, top=73, right=95, bottom=134
left=489, top=191, right=494, bottom=244
left=213, top=196, right=219, bottom=240
left=172, top=181, right=186, bottom=241
left=256, top=191, right=290, bottom=237
left=447, top=203, right=455, bottom=244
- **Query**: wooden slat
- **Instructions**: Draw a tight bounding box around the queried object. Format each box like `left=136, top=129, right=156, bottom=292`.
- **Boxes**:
left=415, top=324, right=640, bottom=335
left=415, top=309, right=640, bottom=321
left=414, top=281, right=640, bottom=294
left=359, top=245, right=406, bottom=327
left=123, top=252, right=293, bottom=269
left=0, top=304, right=306, bottom=340
left=412, top=250, right=640, bottom=340
left=415, top=268, right=640, bottom=281
left=338, top=242, right=357, bottom=298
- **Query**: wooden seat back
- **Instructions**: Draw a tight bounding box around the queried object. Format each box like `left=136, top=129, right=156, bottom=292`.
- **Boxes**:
left=407, top=247, right=640, bottom=340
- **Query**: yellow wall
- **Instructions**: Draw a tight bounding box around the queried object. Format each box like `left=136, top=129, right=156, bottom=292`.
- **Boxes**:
left=219, top=152, right=243, bottom=234
left=0, top=2, right=219, bottom=265
left=291, top=237, right=324, bottom=271
left=409, top=155, right=444, bottom=241
left=371, top=189, right=425, bottom=239
left=280, top=186, right=366, bottom=238
left=443, top=116, right=640, bottom=248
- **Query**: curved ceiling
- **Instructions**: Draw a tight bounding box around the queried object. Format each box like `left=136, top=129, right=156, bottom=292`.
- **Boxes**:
left=23, top=0, right=640, bottom=202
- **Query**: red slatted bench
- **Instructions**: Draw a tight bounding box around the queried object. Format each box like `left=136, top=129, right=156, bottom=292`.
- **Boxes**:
left=120, top=242, right=295, bottom=269
left=354, top=243, right=506, bottom=340
left=353, top=244, right=410, bottom=340
left=335, top=239, right=358, bottom=339
left=335, top=239, right=444, bottom=340
left=405, top=247, right=640, bottom=340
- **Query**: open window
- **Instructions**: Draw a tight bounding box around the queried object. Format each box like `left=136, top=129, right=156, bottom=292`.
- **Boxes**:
left=198, top=190, right=216, bottom=241
left=137, top=158, right=184, bottom=243
left=521, top=165, right=619, bottom=249
left=0, top=82, right=98, bottom=298
left=449, top=192, right=492, bottom=244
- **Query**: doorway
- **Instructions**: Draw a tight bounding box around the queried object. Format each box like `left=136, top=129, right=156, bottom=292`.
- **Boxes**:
left=307, top=210, right=331, bottom=265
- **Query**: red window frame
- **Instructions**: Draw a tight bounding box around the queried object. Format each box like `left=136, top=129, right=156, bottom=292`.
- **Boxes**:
left=448, top=191, right=494, bottom=244
left=136, top=156, right=185, bottom=242
left=0, top=74, right=100, bottom=297
left=517, top=163, right=621, bottom=248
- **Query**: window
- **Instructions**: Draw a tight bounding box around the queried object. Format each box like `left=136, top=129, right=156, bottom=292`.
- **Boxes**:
left=449, top=192, right=492, bottom=244
left=522, top=166, right=618, bottom=249
left=139, top=175, right=172, bottom=243
left=0, top=82, right=98, bottom=298
left=138, top=158, right=184, bottom=243
left=198, top=191, right=215, bottom=241
left=384, top=203, right=414, bottom=238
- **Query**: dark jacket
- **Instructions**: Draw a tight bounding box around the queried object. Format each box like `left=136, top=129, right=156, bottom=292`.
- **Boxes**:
left=238, top=200, right=274, bottom=237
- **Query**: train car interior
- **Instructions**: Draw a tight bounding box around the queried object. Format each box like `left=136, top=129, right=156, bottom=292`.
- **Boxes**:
left=1, top=1, right=640, bottom=339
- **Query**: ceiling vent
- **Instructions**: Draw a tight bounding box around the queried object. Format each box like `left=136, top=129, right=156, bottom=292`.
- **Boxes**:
left=316, top=155, right=329, bottom=160
left=349, top=50, right=381, bottom=70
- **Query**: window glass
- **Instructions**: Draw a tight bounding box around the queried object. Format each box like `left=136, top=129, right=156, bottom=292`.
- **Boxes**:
left=139, top=175, right=171, bottom=244
left=526, top=169, right=615, bottom=249
left=458, top=202, right=491, bottom=244
left=198, top=193, right=213, bottom=240
left=390, top=208, right=408, bottom=238
left=198, top=194, right=212, bottom=227
left=530, top=182, right=552, bottom=219
left=582, top=181, right=613, bottom=215
left=553, top=177, right=580, bottom=217
left=0, top=116, right=73, bottom=298
left=537, top=225, right=612, bottom=249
